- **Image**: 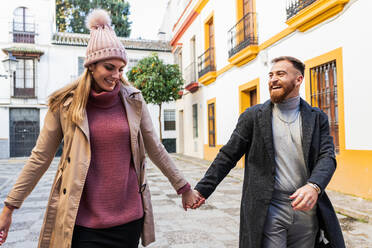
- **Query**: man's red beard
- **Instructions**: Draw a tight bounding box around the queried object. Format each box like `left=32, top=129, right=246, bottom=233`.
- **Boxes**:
left=269, top=81, right=296, bottom=103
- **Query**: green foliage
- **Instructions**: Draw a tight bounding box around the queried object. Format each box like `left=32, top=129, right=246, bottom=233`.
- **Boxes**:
left=56, top=0, right=131, bottom=37
left=127, top=54, right=184, bottom=105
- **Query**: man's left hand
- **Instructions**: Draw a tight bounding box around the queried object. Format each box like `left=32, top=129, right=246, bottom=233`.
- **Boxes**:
left=290, top=184, right=318, bottom=211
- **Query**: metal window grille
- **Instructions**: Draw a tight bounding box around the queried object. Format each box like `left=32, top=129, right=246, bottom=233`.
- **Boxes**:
left=164, top=110, right=176, bottom=131
left=310, top=60, right=339, bottom=153
left=14, top=58, right=35, bottom=98
left=10, top=108, right=40, bottom=157
left=192, top=104, right=198, bottom=138
left=208, top=103, right=216, bottom=147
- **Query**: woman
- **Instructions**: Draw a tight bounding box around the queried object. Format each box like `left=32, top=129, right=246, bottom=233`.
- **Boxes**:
left=0, top=9, right=201, bottom=248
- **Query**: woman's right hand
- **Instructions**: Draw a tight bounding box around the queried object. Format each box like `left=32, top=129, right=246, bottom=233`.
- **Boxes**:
left=0, top=206, right=13, bottom=245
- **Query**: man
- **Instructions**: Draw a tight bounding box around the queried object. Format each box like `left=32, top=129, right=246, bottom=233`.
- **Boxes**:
left=192, top=57, right=345, bottom=247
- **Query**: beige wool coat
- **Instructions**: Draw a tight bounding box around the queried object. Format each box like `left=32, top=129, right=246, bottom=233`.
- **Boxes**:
left=5, top=84, right=188, bottom=248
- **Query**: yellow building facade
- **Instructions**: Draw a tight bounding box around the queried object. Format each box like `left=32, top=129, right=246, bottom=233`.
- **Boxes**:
left=160, top=0, right=372, bottom=199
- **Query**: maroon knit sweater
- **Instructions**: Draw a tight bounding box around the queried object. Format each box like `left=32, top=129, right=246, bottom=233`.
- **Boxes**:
left=75, top=84, right=143, bottom=228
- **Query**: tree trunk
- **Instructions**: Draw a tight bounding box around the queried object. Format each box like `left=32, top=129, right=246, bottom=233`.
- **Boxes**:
left=158, top=103, right=162, bottom=141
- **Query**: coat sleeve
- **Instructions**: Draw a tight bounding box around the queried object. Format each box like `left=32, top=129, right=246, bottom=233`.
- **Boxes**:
left=195, top=107, right=254, bottom=199
left=139, top=94, right=188, bottom=192
left=5, top=109, right=63, bottom=208
left=308, top=111, right=337, bottom=192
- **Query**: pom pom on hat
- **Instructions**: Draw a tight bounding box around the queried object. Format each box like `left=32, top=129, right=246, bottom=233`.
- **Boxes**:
left=84, top=8, right=127, bottom=67
left=86, top=9, right=112, bottom=30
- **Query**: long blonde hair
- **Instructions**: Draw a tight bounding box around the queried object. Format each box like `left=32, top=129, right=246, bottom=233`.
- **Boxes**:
left=48, top=68, right=130, bottom=124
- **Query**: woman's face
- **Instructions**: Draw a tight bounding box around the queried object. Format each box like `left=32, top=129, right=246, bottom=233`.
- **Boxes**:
left=89, top=58, right=126, bottom=92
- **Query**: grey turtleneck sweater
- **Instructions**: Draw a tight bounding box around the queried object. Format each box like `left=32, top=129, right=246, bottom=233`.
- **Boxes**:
left=272, top=96, right=309, bottom=192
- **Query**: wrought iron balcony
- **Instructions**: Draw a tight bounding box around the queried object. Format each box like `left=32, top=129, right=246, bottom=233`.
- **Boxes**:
left=12, top=21, right=36, bottom=43
left=228, top=12, right=258, bottom=58
left=286, top=0, right=317, bottom=20
left=184, top=61, right=197, bottom=86
left=198, top=47, right=215, bottom=78
left=13, top=88, right=35, bottom=98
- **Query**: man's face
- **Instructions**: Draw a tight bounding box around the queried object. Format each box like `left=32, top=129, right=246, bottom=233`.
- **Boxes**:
left=268, top=60, right=303, bottom=103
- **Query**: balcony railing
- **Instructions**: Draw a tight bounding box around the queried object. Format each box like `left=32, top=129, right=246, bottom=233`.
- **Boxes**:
left=14, top=88, right=35, bottom=98
left=228, top=12, right=258, bottom=58
left=184, top=61, right=197, bottom=85
left=286, top=0, right=317, bottom=20
left=12, top=22, right=36, bottom=43
left=198, top=47, right=215, bottom=78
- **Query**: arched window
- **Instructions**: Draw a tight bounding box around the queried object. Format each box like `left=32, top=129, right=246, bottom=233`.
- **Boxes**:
left=13, top=7, right=35, bottom=43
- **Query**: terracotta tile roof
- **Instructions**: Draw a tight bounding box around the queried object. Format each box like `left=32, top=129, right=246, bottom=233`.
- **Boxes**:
left=2, top=46, right=44, bottom=55
left=52, top=32, right=172, bottom=52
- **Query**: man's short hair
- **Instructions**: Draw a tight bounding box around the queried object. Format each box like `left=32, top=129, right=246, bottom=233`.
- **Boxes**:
left=271, top=56, right=305, bottom=76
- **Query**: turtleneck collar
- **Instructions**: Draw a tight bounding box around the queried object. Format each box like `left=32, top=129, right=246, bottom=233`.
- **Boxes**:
left=88, top=83, right=121, bottom=109
left=275, top=96, right=300, bottom=112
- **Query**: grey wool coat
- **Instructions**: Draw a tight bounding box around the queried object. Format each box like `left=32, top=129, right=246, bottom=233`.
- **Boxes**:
left=195, top=98, right=345, bottom=248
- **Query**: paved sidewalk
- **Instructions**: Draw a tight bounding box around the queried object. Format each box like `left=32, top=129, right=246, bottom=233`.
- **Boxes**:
left=173, top=153, right=372, bottom=224
left=172, top=153, right=372, bottom=247
left=0, top=155, right=371, bottom=247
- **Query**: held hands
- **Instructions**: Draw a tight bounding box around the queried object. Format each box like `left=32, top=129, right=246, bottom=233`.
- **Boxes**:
left=182, top=189, right=205, bottom=211
left=290, top=184, right=318, bottom=211
left=0, top=207, right=13, bottom=246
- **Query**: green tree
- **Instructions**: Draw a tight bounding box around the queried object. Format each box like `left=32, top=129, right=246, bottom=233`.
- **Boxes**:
left=56, top=0, right=131, bottom=37
left=127, top=54, right=184, bottom=140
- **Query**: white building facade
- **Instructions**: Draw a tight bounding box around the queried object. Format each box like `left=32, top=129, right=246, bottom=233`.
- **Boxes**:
left=163, top=0, right=372, bottom=199
left=0, top=0, right=177, bottom=158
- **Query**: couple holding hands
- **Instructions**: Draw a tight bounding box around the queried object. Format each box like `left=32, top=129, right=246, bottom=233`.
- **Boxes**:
left=0, top=9, right=344, bottom=248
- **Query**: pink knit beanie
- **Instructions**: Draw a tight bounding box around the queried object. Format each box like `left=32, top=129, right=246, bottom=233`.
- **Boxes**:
left=84, top=9, right=128, bottom=67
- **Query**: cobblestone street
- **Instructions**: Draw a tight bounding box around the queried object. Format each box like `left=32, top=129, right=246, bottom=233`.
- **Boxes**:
left=0, top=155, right=371, bottom=247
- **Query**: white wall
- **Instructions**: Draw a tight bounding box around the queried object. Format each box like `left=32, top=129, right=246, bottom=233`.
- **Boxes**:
left=170, top=0, right=372, bottom=151
left=0, top=0, right=54, bottom=45
left=177, top=88, right=204, bottom=157
left=0, top=107, right=9, bottom=139
left=260, top=0, right=372, bottom=150
left=203, top=0, right=372, bottom=150
left=0, top=0, right=177, bottom=157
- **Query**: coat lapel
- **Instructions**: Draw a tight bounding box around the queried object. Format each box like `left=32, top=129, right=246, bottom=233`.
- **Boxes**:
left=300, top=99, right=316, bottom=169
left=76, top=111, right=90, bottom=141
left=120, top=85, right=142, bottom=178
left=62, top=95, right=90, bottom=142
left=258, top=100, right=276, bottom=164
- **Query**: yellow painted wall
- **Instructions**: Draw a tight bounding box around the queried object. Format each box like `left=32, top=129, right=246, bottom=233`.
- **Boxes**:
left=204, top=144, right=223, bottom=161
left=330, top=150, right=372, bottom=199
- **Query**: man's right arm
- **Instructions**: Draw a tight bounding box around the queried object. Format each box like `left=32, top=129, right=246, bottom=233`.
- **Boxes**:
left=194, top=108, right=254, bottom=199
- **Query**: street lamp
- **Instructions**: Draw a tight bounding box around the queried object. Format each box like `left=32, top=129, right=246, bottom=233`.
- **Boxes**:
left=0, top=52, right=18, bottom=79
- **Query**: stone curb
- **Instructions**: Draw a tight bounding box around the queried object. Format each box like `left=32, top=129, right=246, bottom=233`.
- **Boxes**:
left=333, top=205, right=370, bottom=224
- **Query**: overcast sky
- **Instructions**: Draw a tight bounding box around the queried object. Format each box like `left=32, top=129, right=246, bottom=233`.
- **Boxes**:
left=127, top=0, right=169, bottom=40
